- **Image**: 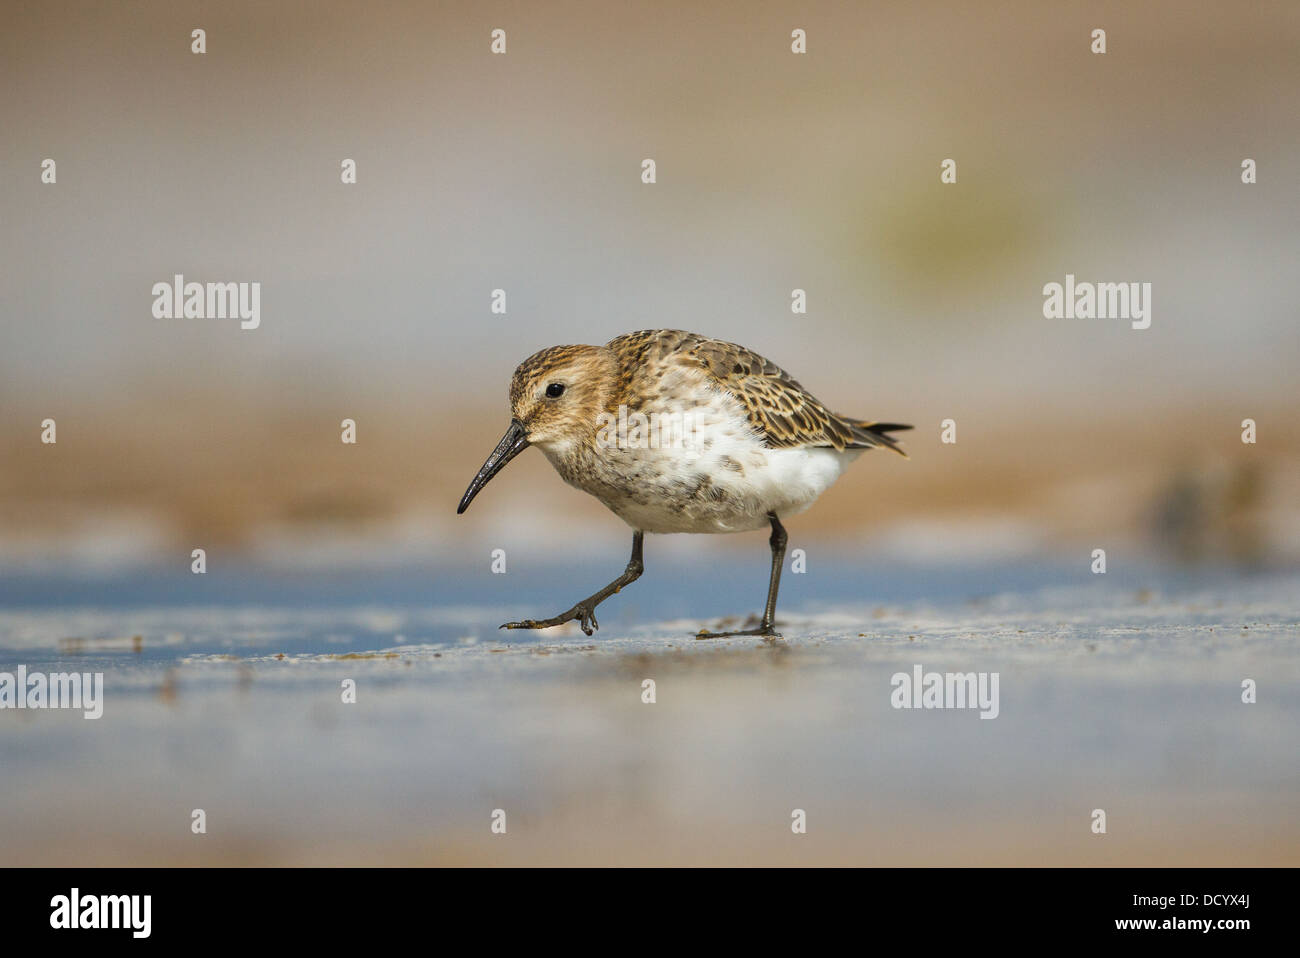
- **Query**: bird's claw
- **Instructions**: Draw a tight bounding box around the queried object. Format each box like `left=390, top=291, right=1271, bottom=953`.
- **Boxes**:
left=500, top=604, right=599, bottom=636
left=695, top=624, right=782, bottom=641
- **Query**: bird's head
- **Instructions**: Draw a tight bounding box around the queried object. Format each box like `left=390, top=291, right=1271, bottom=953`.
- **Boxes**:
left=457, top=344, right=616, bottom=514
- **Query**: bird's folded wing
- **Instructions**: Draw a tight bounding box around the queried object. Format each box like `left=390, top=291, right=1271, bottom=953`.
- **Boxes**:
left=675, top=334, right=904, bottom=452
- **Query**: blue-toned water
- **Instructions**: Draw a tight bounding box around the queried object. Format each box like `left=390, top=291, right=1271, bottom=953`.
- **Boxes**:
left=2, top=557, right=1296, bottom=866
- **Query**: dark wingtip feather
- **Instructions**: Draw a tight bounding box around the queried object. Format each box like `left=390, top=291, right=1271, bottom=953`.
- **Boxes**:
left=848, top=420, right=912, bottom=457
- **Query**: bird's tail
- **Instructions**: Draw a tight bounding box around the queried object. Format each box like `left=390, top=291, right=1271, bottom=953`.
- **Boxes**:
left=846, top=420, right=912, bottom=457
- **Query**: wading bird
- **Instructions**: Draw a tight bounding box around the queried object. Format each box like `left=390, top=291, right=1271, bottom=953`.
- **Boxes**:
left=458, top=329, right=909, bottom=638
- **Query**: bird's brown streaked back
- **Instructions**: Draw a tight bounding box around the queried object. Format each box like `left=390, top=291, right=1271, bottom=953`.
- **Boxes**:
left=606, top=329, right=911, bottom=454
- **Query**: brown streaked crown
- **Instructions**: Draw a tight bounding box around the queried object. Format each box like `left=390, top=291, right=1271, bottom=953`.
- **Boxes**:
left=509, top=344, right=595, bottom=409
left=507, top=344, right=617, bottom=450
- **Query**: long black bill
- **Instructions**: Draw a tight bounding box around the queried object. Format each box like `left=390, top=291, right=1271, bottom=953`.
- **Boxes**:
left=457, top=419, right=530, bottom=514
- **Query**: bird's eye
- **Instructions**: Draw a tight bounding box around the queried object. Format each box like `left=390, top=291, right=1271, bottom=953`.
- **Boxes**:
left=545, top=383, right=565, bottom=398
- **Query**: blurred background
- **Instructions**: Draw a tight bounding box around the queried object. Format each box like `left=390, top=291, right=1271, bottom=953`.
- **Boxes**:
left=3, top=0, right=1299, bottom=870
left=2, top=0, right=1298, bottom=581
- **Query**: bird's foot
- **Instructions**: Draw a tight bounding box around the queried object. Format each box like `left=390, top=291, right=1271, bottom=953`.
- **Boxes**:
left=501, top=602, right=599, bottom=636
left=695, top=617, right=782, bottom=641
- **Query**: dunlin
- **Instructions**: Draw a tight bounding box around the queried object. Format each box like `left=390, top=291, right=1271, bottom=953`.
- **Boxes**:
left=458, top=329, right=910, bottom=638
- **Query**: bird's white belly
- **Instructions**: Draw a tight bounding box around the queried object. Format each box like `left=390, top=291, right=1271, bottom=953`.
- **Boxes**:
left=613, top=446, right=859, bottom=533
left=565, top=406, right=862, bottom=534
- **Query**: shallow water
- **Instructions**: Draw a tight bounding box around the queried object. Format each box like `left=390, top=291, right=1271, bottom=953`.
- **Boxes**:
left=1, top=558, right=1297, bottom=865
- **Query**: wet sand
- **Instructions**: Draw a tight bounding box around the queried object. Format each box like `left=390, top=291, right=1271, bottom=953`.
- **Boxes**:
left=1, top=570, right=1296, bottom=866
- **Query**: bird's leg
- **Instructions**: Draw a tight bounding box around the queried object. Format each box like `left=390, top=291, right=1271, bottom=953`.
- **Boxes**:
left=697, top=513, right=787, bottom=640
left=501, top=531, right=644, bottom=636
